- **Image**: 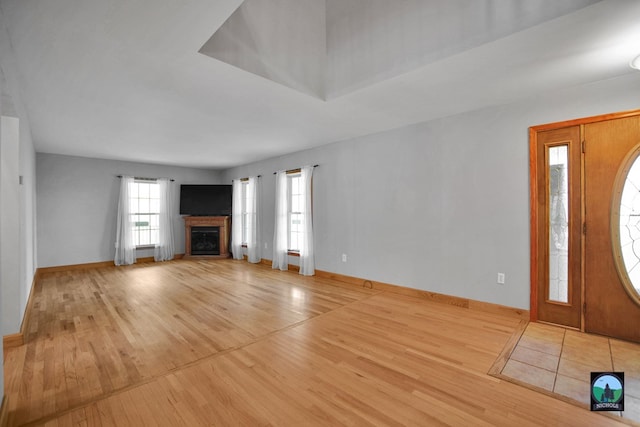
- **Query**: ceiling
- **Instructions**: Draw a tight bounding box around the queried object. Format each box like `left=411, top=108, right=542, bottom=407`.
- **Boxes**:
left=1, top=0, right=640, bottom=169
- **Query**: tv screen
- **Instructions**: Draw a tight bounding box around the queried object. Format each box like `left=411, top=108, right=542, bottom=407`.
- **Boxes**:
left=179, top=185, right=232, bottom=216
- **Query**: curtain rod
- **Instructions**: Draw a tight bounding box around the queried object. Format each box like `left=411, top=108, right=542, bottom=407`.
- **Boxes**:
left=273, top=165, right=319, bottom=175
left=237, top=175, right=262, bottom=182
left=117, top=175, right=175, bottom=182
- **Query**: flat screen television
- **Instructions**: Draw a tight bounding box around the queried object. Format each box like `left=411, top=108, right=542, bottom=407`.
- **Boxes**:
left=179, top=185, right=232, bottom=216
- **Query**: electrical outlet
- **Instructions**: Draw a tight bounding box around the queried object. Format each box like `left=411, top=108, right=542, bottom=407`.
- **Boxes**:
left=264, top=242, right=268, bottom=249
left=497, top=272, right=505, bottom=284
left=342, top=254, right=347, bottom=262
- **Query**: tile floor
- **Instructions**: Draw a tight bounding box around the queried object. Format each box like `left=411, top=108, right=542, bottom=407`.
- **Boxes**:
left=500, top=322, right=640, bottom=424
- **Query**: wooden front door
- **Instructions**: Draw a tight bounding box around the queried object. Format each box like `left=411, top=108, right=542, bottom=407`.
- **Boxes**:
left=531, top=110, right=640, bottom=343
left=533, top=126, right=582, bottom=328
left=584, top=116, right=640, bottom=342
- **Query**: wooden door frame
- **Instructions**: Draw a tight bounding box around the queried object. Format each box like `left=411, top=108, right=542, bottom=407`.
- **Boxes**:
left=529, top=108, right=640, bottom=326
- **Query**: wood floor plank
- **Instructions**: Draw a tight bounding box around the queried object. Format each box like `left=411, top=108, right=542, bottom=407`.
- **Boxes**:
left=4, top=260, right=375, bottom=425
left=4, top=259, right=630, bottom=426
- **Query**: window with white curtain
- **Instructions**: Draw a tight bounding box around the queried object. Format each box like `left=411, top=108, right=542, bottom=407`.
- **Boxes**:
left=115, top=176, right=174, bottom=266
left=288, top=173, right=302, bottom=252
left=232, top=177, right=261, bottom=262
left=273, top=166, right=314, bottom=275
left=241, top=181, right=250, bottom=245
left=130, top=180, right=160, bottom=247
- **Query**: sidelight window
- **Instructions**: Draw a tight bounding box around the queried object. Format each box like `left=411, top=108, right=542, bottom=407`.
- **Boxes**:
left=548, top=145, right=569, bottom=303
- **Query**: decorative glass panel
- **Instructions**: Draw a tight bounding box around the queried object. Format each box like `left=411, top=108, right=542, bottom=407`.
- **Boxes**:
left=548, top=146, right=569, bottom=303
left=617, top=153, right=640, bottom=300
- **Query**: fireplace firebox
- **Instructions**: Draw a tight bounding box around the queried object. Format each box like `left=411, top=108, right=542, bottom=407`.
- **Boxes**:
left=191, top=227, right=219, bottom=255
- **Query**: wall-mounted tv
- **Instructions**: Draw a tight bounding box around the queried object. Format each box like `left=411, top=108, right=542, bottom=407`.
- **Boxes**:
left=179, top=185, right=232, bottom=216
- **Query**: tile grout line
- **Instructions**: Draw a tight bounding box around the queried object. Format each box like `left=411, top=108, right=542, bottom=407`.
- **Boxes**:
left=551, top=328, right=567, bottom=393
left=606, top=338, right=623, bottom=419
left=608, top=338, right=615, bottom=372
left=613, top=339, right=629, bottom=419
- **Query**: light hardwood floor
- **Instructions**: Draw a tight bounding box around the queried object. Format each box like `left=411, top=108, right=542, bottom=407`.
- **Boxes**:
left=3, top=260, right=630, bottom=426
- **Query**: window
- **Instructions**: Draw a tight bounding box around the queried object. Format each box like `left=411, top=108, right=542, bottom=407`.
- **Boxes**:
left=235, top=180, right=253, bottom=246
left=130, top=180, right=160, bottom=247
left=231, top=176, right=261, bottom=262
left=272, top=166, right=314, bottom=275
left=288, top=173, right=303, bottom=252
left=241, top=180, right=250, bottom=245
left=116, top=176, right=174, bottom=266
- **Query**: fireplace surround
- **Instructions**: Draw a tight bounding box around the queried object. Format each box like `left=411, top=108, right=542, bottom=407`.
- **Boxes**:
left=183, top=216, right=230, bottom=258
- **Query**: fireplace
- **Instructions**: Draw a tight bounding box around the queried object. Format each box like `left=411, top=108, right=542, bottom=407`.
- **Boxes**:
left=183, top=216, right=230, bottom=258
left=191, top=227, right=220, bottom=255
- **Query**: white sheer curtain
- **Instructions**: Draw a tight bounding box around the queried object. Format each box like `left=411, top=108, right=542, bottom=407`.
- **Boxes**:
left=231, top=179, right=244, bottom=260
left=299, top=165, right=315, bottom=276
left=272, top=171, right=288, bottom=271
left=154, top=178, right=175, bottom=262
left=115, top=176, right=136, bottom=266
left=246, top=176, right=261, bottom=263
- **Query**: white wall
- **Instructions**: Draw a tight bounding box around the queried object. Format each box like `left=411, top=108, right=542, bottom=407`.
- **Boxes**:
left=0, top=38, right=4, bottom=402
left=223, top=73, right=640, bottom=310
left=0, top=5, right=38, bottom=341
left=1, top=116, right=20, bottom=336
left=36, top=154, right=223, bottom=268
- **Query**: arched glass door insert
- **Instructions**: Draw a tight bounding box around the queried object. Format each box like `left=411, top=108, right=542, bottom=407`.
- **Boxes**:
left=612, top=143, right=640, bottom=307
